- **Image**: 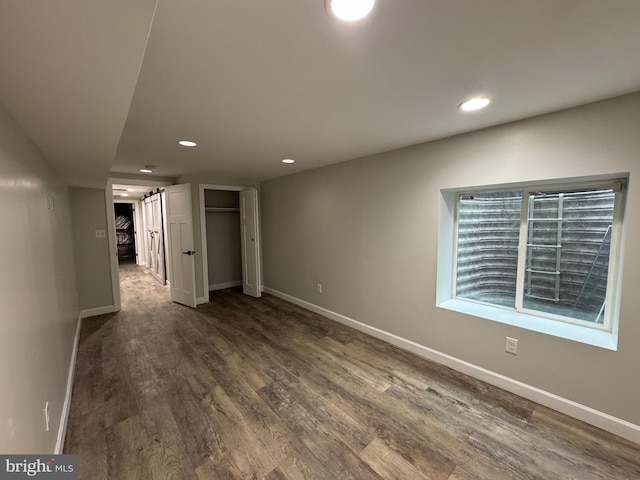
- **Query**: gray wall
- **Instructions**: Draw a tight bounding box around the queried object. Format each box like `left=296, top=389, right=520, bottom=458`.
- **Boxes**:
left=69, top=188, right=113, bottom=311
left=0, top=102, right=79, bottom=452
left=260, top=92, right=640, bottom=425
left=206, top=214, right=242, bottom=286
left=205, top=190, right=242, bottom=288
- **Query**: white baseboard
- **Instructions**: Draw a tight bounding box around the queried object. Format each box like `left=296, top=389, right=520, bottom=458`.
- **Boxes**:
left=55, top=313, right=82, bottom=454
left=209, top=280, right=242, bottom=291
left=196, top=296, right=207, bottom=305
left=263, top=287, right=640, bottom=445
left=79, top=305, right=118, bottom=319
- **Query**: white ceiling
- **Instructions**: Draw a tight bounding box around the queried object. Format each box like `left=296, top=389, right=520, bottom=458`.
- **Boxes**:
left=0, top=0, right=157, bottom=188
left=1, top=0, right=639, bottom=188
left=112, top=184, right=159, bottom=201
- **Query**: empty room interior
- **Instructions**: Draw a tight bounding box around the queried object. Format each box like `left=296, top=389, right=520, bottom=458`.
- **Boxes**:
left=1, top=1, right=640, bottom=479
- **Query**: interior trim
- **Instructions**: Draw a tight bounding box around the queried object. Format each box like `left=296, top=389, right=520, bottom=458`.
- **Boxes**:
left=79, top=305, right=118, bottom=319
left=55, top=313, right=82, bottom=454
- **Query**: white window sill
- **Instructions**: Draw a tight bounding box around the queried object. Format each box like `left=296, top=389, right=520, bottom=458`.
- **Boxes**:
left=437, top=298, right=617, bottom=351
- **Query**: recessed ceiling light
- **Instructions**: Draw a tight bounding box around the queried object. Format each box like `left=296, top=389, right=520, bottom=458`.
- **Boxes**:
left=121, top=193, right=129, bottom=197
left=459, top=97, right=491, bottom=112
left=178, top=140, right=197, bottom=147
left=282, top=159, right=295, bottom=164
left=140, top=165, right=155, bottom=174
left=126, top=188, right=134, bottom=192
left=326, top=0, right=375, bottom=21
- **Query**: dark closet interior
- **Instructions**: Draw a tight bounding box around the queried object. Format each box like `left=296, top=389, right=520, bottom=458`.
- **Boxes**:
left=114, top=203, right=136, bottom=263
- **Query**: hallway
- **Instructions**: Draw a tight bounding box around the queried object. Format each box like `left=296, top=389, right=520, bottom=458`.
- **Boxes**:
left=118, top=262, right=170, bottom=307
left=63, top=265, right=640, bottom=479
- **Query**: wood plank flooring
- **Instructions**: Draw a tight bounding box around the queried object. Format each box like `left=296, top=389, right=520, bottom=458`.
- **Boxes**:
left=64, top=264, right=640, bottom=479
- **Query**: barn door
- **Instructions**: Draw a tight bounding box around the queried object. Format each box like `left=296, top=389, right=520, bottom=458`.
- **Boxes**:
left=143, top=193, right=165, bottom=284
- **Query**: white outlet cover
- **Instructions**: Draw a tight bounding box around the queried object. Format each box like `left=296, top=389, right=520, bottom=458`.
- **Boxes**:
left=505, top=337, right=518, bottom=355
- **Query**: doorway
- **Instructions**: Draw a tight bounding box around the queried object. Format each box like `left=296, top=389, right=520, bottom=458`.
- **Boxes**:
left=107, top=178, right=173, bottom=311
left=203, top=190, right=243, bottom=291
left=114, top=203, right=136, bottom=264
left=199, top=184, right=262, bottom=303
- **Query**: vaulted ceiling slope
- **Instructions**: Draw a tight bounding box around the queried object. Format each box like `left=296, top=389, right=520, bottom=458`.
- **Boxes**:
left=1, top=1, right=640, bottom=188
left=0, top=0, right=157, bottom=188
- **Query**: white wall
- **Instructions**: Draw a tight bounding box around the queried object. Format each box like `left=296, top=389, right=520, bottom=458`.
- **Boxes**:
left=0, top=103, right=79, bottom=452
left=260, top=92, right=640, bottom=426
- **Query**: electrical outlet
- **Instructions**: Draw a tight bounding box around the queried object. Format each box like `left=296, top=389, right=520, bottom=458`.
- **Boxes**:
left=95, top=229, right=106, bottom=238
left=505, top=337, right=518, bottom=355
left=317, top=283, right=322, bottom=294
left=43, top=402, right=50, bottom=432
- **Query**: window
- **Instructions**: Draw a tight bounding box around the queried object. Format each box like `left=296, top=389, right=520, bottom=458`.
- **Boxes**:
left=438, top=176, right=627, bottom=347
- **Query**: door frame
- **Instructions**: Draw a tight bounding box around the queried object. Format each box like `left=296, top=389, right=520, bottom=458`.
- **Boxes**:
left=106, top=177, right=173, bottom=311
left=199, top=183, right=262, bottom=304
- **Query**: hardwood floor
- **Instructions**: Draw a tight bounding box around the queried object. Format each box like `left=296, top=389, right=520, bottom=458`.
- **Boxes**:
left=64, top=264, right=640, bottom=479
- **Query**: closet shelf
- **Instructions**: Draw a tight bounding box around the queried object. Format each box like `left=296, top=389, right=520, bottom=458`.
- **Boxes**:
left=205, top=207, right=240, bottom=213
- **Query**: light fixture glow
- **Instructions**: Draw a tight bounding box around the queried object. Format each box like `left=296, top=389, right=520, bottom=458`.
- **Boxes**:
left=120, top=193, right=129, bottom=197
left=140, top=165, right=155, bottom=174
left=459, top=97, right=491, bottom=112
left=126, top=188, right=134, bottom=192
left=282, top=159, right=295, bottom=164
left=327, top=0, right=375, bottom=22
left=178, top=140, right=197, bottom=147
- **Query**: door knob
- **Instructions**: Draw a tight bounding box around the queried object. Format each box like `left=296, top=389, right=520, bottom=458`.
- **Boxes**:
left=182, top=250, right=196, bottom=255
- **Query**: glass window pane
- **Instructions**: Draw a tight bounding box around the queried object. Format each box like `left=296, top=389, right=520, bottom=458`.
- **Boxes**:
left=523, top=188, right=614, bottom=323
left=455, top=191, right=522, bottom=308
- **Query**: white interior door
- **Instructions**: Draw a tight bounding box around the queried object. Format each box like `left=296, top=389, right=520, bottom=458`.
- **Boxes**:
left=153, top=195, right=166, bottom=284
left=240, top=188, right=261, bottom=298
left=165, top=184, right=197, bottom=308
left=143, top=197, right=157, bottom=275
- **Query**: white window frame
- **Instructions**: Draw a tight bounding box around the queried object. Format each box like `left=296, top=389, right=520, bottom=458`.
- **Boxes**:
left=437, top=174, right=628, bottom=350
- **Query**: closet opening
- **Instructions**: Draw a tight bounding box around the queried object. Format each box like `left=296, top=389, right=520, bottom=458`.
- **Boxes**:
left=141, top=189, right=167, bottom=285
left=199, top=184, right=262, bottom=303
left=203, top=189, right=243, bottom=292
